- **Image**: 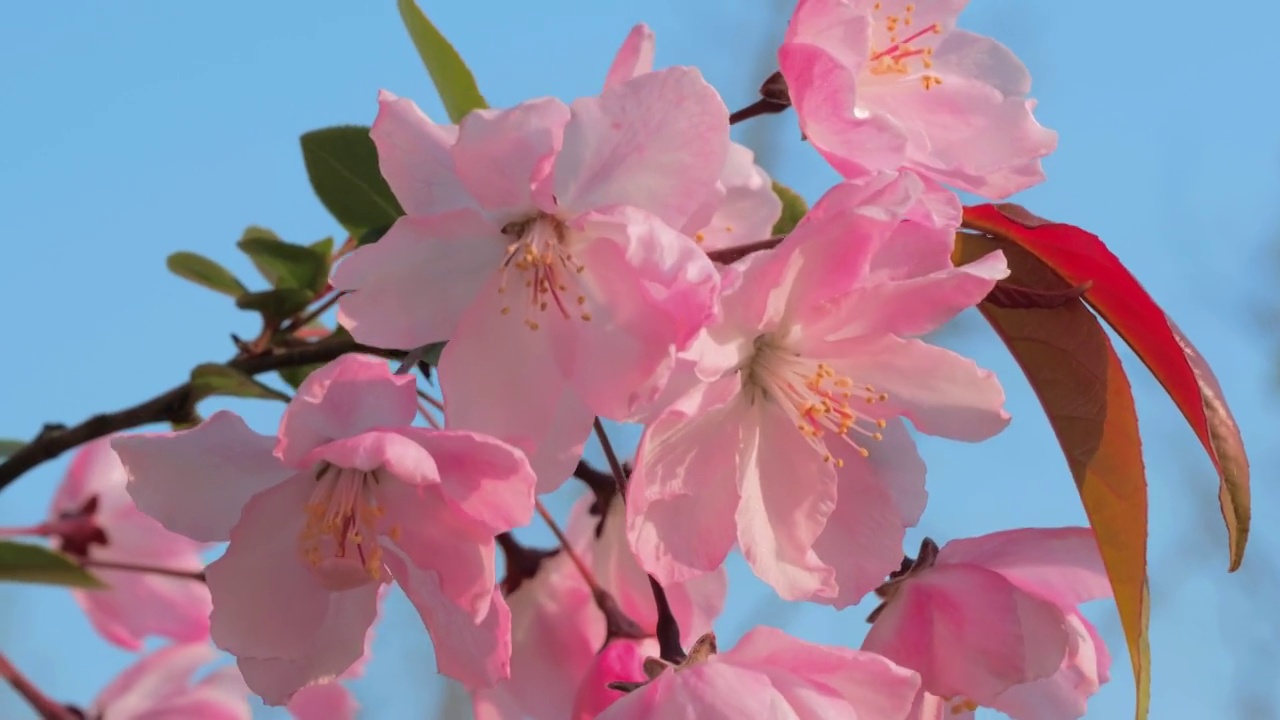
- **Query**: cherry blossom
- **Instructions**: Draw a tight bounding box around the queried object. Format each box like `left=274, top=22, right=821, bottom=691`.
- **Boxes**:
left=332, top=67, right=728, bottom=491
left=778, top=0, right=1057, bottom=198
left=112, top=354, right=536, bottom=705
left=25, top=438, right=211, bottom=651
left=473, top=495, right=725, bottom=720
left=86, top=643, right=249, bottom=720
left=285, top=624, right=375, bottom=720
left=863, top=528, right=1112, bottom=718
left=595, top=628, right=921, bottom=720
left=603, top=23, right=781, bottom=254
left=628, top=171, right=1009, bottom=606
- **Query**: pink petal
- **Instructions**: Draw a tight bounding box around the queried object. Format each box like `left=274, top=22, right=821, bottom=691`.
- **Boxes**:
left=276, top=354, right=418, bottom=466
left=379, top=478, right=497, bottom=621
left=693, top=143, right=782, bottom=253
left=990, top=610, right=1108, bottom=720
left=627, top=379, right=745, bottom=584
left=811, top=418, right=926, bottom=608
left=727, top=626, right=921, bottom=719
left=439, top=274, right=594, bottom=493
left=287, top=681, right=359, bottom=720
left=564, top=208, right=719, bottom=419
left=394, top=428, right=536, bottom=534
left=52, top=437, right=119, bottom=515
left=371, top=90, right=470, bottom=216
left=207, top=474, right=380, bottom=672
left=863, top=565, right=1069, bottom=704
left=301, top=430, right=441, bottom=484
left=831, top=335, right=1010, bottom=441
left=735, top=402, right=838, bottom=601
left=825, top=249, right=1008, bottom=340
left=454, top=99, right=571, bottom=217
left=937, top=527, right=1110, bottom=608
left=386, top=550, right=513, bottom=689
left=555, top=67, right=729, bottom=230
left=865, top=208, right=968, bottom=284
left=859, top=31, right=1056, bottom=199
left=333, top=210, right=506, bottom=350
left=571, top=640, right=650, bottom=719
left=603, top=24, right=656, bottom=89
left=597, top=662, right=778, bottom=720
left=92, top=643, right=252, bottom=720
left=112, top=411, right=289, bottom=542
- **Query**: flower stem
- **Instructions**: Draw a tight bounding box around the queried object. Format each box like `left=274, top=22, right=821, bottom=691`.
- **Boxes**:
left=281, top=290, right=344, bottom=335
left=80, top=557, right=206, bottom=582
left=592, top=418, right=629, bottom=500
left=0, top=652, right=73, bottom=720
left=535, top=500, right=598, bottom=593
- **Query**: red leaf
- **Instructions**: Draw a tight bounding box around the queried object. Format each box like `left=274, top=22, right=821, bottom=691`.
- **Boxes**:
left=963, top=203, right=1251, bottom=571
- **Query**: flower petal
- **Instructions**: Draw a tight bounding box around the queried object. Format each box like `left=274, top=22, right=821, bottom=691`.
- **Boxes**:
left=564, top=209, right=719, bottom=419
left=302, top=430, right=441, bottom=484
left=628, top=378, right=744, bottom=584
left=380, top=478, right=497, bottom=621
left=694, top=143, right=782, bottom=253
left=604, top=24, right=656, bottom=89
left=863, top=565, right=1069, bottom=704
left=937, top=527, right=1110, bottom=608
left=990, top=611, right=1108, bottom=720
left=333, top=210, right=506, bottom=350
left=439, top=274, right=594, bottom=493
left=394, top=428, right=536, bottom=534
left=286, top=681, right=360, bottom=720
left=736, top=402, right=838, bottom=602
left=386, top=550, right=513, bottom=689
left=555, top=67, right=728, bottom=230
left=276, top=355, right=418, bottom=467
left=207, top=473, right=379, bottom=671
left=112, top=411, right=288, bottom=542
left=454, top=99, right=571, bottom=219
left=371, top=90, right=470, bottom=216
left=833, top=335, right=1010, bottom=442
left=92, top=643, right=251, bottom=719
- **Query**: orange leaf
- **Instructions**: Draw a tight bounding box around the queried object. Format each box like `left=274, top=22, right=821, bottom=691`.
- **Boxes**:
left=964, top=204, right=1250, bottom=570
left=955, top=232, right=1151, bottom=719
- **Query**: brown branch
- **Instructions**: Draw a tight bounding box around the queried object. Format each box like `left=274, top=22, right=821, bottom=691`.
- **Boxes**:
left=0, top=652, right=73, bottom=720
left=0, top=334, right=399, bottom=493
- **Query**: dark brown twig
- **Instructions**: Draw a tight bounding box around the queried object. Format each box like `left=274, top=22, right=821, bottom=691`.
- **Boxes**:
left=0, top=334, right=399, bottom=493
left=705, top=235, right=785, bottom=265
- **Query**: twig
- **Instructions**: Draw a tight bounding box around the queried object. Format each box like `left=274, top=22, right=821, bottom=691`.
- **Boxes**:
left=280, top=290, right=344, bottom=334
left=593, top=419, right=629, bottom=500
left=80, top=557, right=206, bottom=583
left=705, top=235, right=784, bottom=265
left=0, top=652, right=73, bottom=720
left=0, top=334, right=399, bottom=493
left=648, top=575, right=687, bottom=664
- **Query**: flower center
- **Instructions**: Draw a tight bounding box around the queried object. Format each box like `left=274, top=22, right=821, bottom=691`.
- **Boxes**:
left=499, top=214, right=591, bottom=330
left=743, top=336, right=889, bottom=465
left=867, top=2, right=944, bottom=90
left=298, top=464, right=399, bottom=590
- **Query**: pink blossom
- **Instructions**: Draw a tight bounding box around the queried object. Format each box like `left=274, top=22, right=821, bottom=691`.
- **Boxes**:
left=473, top=495, right=726, bottom=720
left=333, top=68, right=729, bottom=491
left=628, top=171, right=1009, bottom=606
left=284, top=617, right=376, bottom=720
left=604, top=24, right=781, bottom=253
left=40, top=438, right=211, bottom=650
left=863, top=528, right=1112, bottom=718
left=595, top=627, right=921, bottom=720
left=571, top=640, right=650, bottom=719
left=88, top=643, right=250, bottom=720
left=778, top=0, right=1057, bottom=199
left=112, top=354, right=536, bottom=705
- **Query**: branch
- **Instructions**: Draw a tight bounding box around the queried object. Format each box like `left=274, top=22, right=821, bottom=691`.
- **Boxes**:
left=705, top=235, right=784, bottom=265
left=0, top=334, right=399, bottom=493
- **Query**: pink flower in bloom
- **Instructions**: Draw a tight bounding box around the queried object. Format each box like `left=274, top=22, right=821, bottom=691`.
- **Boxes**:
left=863, top=528, right=1113, bottom=718
left=473, top=495, right=726, bottom=720
left=333, top=67, right=728, bottom=491
left=87, top=643, right=250, bottom=720
left=571, top=640, right=650, bottom=719
left=778, top=0, right=1057, bottom=199
left=604, top=23, right=781, bottom=254
left=36, top=438, right=211, bottom=650
left=628, top=171, right=1009, bottom=606
left=595, top=627, right=921, bottom=720
left=285, top=626, right=375, bottom=720
left=112, top=355, right=536, bottom=705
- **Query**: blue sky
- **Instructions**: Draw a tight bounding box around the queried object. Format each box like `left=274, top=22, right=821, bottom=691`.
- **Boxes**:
left=2, top=0, right=1278, bottom=718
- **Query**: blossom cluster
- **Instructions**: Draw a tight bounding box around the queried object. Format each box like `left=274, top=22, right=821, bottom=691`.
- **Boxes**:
left=6, top=1, right=1118, bottom=718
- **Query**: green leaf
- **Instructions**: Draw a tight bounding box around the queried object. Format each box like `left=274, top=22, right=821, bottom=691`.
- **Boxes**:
left=0, top=541, right=105, bottom=589
left=771, top=181, right=808, bottom=236
left=237, top=229, right=330, bottom=294
left=236, top=288, right=315, bottom=326
left=278, top=363, right=324, bottom=389
left=358, top=224, right=394, bottom=247
left=397, top=0, right=488, bottom=123
left=300, top=126, right=404, bottom=235
left=166, top=252, right=248, bottom=297
left=0, top=440, right=23, bottom=459
left=310, top=237, right=335, bottom=258
left=190, top=364, right=291, bottom=404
